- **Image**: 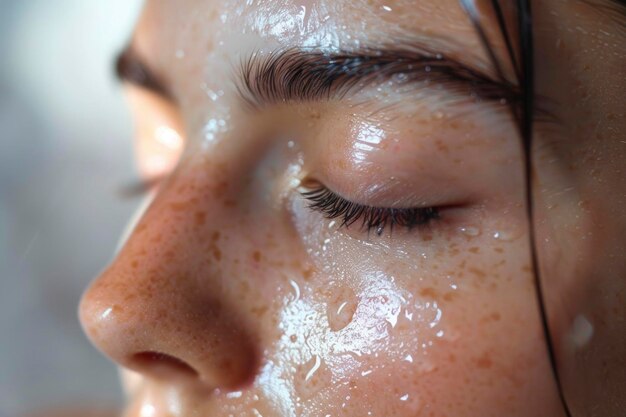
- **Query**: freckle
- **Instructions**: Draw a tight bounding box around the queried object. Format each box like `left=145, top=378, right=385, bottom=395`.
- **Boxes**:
left=252, top=251, right=261, bottom=262
left=448, top=354, right=456, bottom=363
left=290, top=335, right=297, bottom=343
left=468, top=267, right=486, bottom=279
left=494, top=247, right=504, bottom=253
left=521, top=265, right=532, bottom=273
left=135, top=224, right=147, bottom=234
left=164, top=250, right=175, bottom=260
left=302, top=267, right=314, bottom=280
left=224, top=199, right=237, bottom=207
left=476, top=354, right=492, bottom=369
left=251, top=305, right=268, bottom=318
left=195, top=211, right=206, bottom=226
left=468, top=247, right=480, bottom=254
left=213, top=181, right=229, bottom=196
left=151, top=234, right=163, bottom=243
left=131, top=260, right=138, bottom=269
left=169, top=202, right=188, bottom=212
left=443, top=292, right=455, bottom=302
left=420, top=287, right=438, bottom=298
left=435, top=140, right=449, bottom=153
left=212, top=247, right=222, bottom=261
left=480, top=311, right=501, bottom=323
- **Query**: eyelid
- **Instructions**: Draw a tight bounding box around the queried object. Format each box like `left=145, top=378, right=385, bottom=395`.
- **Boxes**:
left=300, top=182, right=440, bottom=236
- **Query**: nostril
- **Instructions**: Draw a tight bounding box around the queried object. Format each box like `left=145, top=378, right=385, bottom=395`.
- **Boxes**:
left=131, top=351, right=199, bottom=380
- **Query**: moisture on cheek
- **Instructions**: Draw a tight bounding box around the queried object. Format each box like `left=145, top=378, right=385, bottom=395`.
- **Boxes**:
left=277, top=191, right=545, bottom=416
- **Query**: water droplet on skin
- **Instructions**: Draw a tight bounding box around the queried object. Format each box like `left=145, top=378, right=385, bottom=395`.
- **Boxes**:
left=417, top=359, right=437, bottom=373
left=404, top=354, right=414, bottom=363
left=397, top=392, right=422, bottom=412
left=404, top=309, right=414, bottom=321
left=429, top=303, right=442, bottom=328
left=459, top=226, right=481, bottom=237
left=327, top=290, right=358, bottom=332
left=492, top=231, right=503, bottom=240
left=570, top=315, right=594, bottom=348
left=100, top=307, right=113, bottom=320
left=492, top=228, right=522, bottom=242
left=289, top=280, right=301, bottom=303
left=305, top=355, right=321, bottom=381
left=381, top=5, right=392, bottom=12
left=205, top=89, right=219, bottom=101
left=386, top=306, right=401, bottom=328
left=294, top=355, right=331, bottom=400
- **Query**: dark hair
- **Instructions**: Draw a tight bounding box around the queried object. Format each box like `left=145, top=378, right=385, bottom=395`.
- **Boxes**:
left=459, top=2, right=573, bottom=416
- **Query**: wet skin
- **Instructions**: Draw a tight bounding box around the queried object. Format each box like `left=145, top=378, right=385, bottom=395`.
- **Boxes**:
left=78, top=0, right=625, bottom=416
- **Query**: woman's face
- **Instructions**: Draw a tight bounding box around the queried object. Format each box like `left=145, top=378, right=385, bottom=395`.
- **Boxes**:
left=78, top=0, right=620, bottom=416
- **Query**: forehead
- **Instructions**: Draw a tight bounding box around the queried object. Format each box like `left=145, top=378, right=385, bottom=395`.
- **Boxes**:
left=129, top=0, right=502, bottom=131
left=133, top=0, right=489, bottom=65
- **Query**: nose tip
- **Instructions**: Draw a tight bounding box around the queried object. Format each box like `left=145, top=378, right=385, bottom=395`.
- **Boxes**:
left=78, top=274, right=258, bottom=390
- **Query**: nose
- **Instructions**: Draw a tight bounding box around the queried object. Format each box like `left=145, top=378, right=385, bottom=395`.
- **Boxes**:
left=79, top=189, right=258, bottom=390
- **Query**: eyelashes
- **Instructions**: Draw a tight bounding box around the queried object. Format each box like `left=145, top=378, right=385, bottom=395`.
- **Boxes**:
left=301, top=185, right=440, bottom=236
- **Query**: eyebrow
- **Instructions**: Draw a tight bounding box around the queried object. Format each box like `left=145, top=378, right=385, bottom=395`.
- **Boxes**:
left=115, top=48, right=173, bottom=100
left=115, top=43, right=521, bottom=111
left=236, top=46, right=520, bottom=110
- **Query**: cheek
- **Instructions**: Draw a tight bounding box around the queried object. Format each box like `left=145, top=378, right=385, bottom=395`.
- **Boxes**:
left=280, top=193, right=555, bottom=416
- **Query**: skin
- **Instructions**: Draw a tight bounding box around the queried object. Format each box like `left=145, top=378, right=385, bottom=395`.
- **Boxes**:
left=532, top=1, right=626, bottom=415
left=78, top=0, right=624, bottom=416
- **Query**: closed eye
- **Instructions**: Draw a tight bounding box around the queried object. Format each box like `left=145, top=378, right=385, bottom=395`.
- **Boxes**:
left=301, top=184, right=441, bottom=236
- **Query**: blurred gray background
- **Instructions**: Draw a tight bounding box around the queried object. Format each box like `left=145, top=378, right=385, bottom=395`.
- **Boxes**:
left=0, top=1, right=144, bottom=415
